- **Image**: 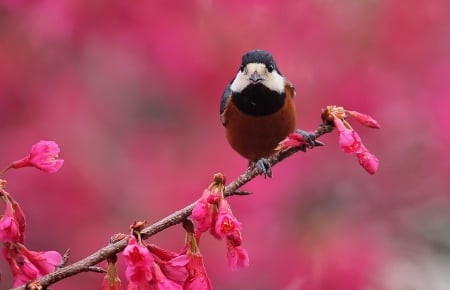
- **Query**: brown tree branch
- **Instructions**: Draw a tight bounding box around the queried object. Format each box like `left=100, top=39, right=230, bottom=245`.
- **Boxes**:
left=11, top=122, right=334, bottom=290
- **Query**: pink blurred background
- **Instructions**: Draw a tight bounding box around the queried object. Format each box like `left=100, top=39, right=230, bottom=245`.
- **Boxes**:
left=1, top=1, right=450, bottom=289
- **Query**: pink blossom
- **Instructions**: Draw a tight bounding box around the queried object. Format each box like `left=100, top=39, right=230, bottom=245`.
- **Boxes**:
left=227, top=228, right=243, bottom=247
left=184, top=252, right=212, bottom=290
left=19, top=244, right=61, bottom=274
left=11, top=199, right=26, bottom=243
left=12, top=141, right=64, bottom=173
left=149, top=263, right=182, bottom=290
left=333, top=116, right=349, bottom=132
left=346, top=110, right=381, bottom=129
left=334, top=117, right=363, bottom=154
left=4, top=247, right=40, bottom=287
left=276, top=132, right=304, bottom=150
left=213, top=200, right=242, bottom=239
left=3, top=243, right=62, bottom=287
left=332, top=115, right=379, bottom=174
left=338, top=130, right=364, bottom=154
left=191, top=190, right=214, bottom=233
left=356, top=149, right=380, bottom=175
left=161, top=255, right=189, bottom=285
left=226, top=241, right=250, bottom=271
left=0, top=201, right=20, bottom=243
left=123, top=236, right=153, bottom=289
left=147, top=244, right=188, bottom=284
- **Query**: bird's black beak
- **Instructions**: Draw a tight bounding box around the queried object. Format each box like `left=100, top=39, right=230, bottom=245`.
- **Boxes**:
left=249, top=71, right=263, bottom=83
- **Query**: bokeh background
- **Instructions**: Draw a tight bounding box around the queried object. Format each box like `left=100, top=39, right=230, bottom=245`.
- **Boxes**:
left=1, top=1, right=450, bottom=289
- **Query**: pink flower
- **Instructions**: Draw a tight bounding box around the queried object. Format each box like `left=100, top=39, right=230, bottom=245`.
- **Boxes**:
left=346, top=110, right=381, bottom=129
left=213, top=200, right=242, bottom=240
left=276, top=132, right=305, bottom=150
left=338, top=130, right=364, bottom=154
left=226, top=241, right=249, bottom=271
left=19, top=244, right=61, bottom=274
left=11, top=199, right=26, bottom=243
left=334, top=118, right=364, bottom=154
left=191, top=190, right=214, bottom=233
left=184, top=252, right=212, bottom=290
left=12, top=141, right=64, bottom=173
left=356, top=149, right=379, bottom=175
left=147, top=244, right=188, bottom=284
left=0, top=201, right=20, bottom=243
left=190, top=174, right=249, bottom=275
left=4, top=247, right=40, bottom=287
left=3, top=243, right=62, bottom=287
left=123, top=236, right=154, bottom=289
left=226, top=228, right=243, bottom=247
left=149, top=263, right=182, bottom=290
left=333, top=116, right=348, bottom=132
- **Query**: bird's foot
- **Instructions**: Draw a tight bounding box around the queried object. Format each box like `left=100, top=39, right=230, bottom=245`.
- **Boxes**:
left=252, top=158, right=272, bottom=178
left=295, top=129, right=324, bottom=152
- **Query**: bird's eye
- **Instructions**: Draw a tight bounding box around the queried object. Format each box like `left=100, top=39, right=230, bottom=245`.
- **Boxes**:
left=240, top=65, right=245, bottom=72
left=267, top=64, right=274, bottom=73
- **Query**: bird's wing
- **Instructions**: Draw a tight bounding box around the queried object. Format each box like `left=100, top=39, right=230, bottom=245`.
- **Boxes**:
left=220, top=84, right=232, bottom=126
left=285, top=79, right=296, bottom=98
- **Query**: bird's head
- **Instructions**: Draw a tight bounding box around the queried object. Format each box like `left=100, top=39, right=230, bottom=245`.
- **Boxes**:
left=230, top=50, right=285, bottom=94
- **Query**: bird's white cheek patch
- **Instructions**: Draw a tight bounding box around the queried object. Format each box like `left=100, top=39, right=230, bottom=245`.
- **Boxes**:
left=230, top=72, right=250, bottom=93
left=262, top=74, right=285, bottom=94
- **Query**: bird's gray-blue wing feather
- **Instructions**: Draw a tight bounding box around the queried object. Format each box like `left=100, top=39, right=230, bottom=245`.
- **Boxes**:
left=220, top=84, right=232, bottom=126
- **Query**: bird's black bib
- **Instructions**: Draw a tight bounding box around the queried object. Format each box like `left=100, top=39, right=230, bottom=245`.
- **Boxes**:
left=231, top=84, right=286, bottom=116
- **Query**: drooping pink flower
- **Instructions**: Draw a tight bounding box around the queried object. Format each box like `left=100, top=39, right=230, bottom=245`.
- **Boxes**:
left=147, top=244, right=188, bottom=284
left=356, top=149, right=380, bottom=175
left=338, top=130, right=364, bottom=154
left=184, top=252, right=212, bottom=290
left=3, top=243, right=62, bottom=287
left=191, top=190, right=214, bottom=233
left=149, top=263, right=182, bottom=290
left=12, top=141, right=64, bottom=173
left=4, top=246, right=40, bottom=287
left=323, top=106, right=380, bottom=174
left=226, top=241, right=250, bottom=271
left=332, top=116, right=349, bottom=132
left=123, top=236, right=154, bottom=289
left=226, top=228, right=243, bottom=247
left=212, top=200, right=242, bottom=240
left=11, top=199, right=26, bottom=243
left=183, top=232, right=212, bottom=290
left=190, top=174, right=249, bottom=274
left=18, top=244, right=61, bottom=274
left=346, top=110, right=381, bottom=129
left=0, top=201, right=20, bottom=243
left=334, top=118, right=364, bottom=154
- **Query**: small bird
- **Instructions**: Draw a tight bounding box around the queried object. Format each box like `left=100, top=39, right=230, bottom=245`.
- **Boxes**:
left=220, top=50, right=317, bottom=177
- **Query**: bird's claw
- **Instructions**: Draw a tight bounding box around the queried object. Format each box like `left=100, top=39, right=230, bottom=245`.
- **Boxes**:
left=255, top=158, right=272, bottom=178
left=295, top=129, right=323, bottom=151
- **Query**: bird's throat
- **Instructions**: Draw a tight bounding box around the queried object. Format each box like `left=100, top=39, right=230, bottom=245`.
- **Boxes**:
left=231, top=84, right=286, bottom=116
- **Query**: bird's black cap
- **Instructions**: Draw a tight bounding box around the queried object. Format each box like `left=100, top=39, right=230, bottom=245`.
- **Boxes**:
left=241, top=50, right=280, bottom=73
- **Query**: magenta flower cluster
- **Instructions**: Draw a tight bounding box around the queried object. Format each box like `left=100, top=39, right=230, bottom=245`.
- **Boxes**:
left=191, top=174, right=249, bottom=271
left=0, top=141, right=64, bottom=287
left=278, top=106, right=380, bottom=174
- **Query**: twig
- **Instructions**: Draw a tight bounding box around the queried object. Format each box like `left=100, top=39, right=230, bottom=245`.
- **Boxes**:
left=11, top=122, right=334, bottom=290
left=86, top=266, right=106, bottom=273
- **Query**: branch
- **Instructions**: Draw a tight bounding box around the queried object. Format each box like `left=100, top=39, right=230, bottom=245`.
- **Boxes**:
left=11, top=122, right=334, bottom=290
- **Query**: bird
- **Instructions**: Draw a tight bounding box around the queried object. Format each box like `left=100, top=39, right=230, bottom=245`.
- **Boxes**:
left=220, top=49, right=318, bottom=177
